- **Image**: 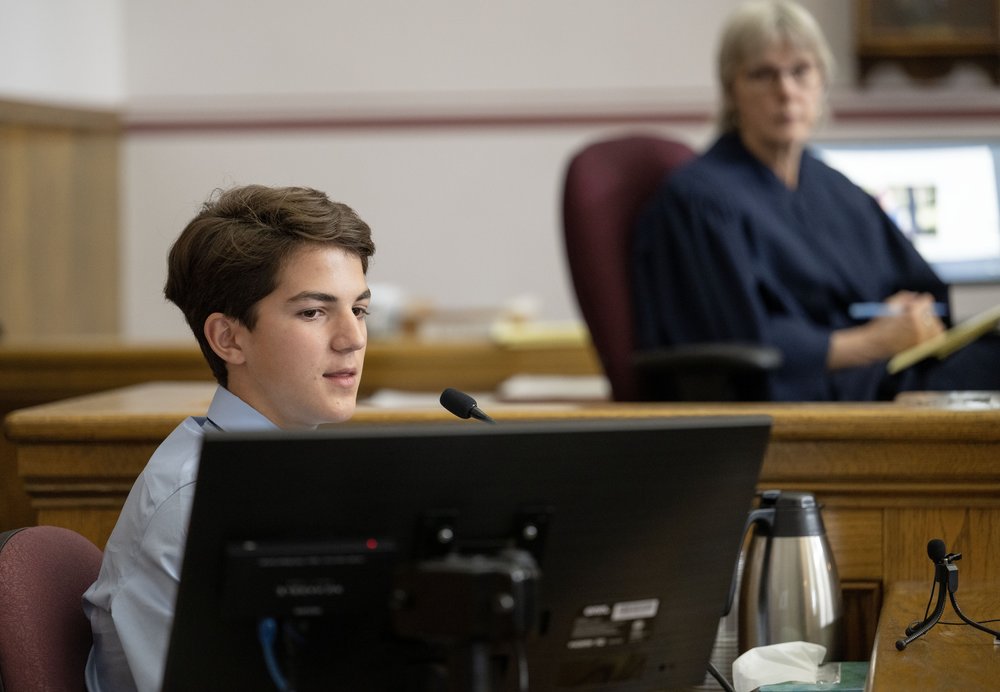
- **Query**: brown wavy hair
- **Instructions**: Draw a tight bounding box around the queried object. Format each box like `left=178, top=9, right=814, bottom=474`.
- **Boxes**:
left=164, top=185, right=375, bottom=386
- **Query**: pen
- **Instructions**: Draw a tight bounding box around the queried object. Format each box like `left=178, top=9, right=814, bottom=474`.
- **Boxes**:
left=848, top=302, right=948, bottom=320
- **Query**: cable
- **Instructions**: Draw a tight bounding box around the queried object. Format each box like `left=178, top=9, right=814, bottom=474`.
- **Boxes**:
left=938, top=620, right=1000, bottom=626
left=921, top=579, right=937, bottom=622
left=257, top=617, right=295, bottom=692
left=707, top=660, right=736, bottom=692
left=513, top=639, right=530, bottom=692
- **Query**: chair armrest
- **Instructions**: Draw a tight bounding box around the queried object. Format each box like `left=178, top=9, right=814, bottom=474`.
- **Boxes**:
left=633, top=343, right=783, bottom=373
left=631, top=343, right=783, bottom=401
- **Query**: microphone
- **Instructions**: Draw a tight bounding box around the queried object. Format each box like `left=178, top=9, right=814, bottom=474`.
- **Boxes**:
left=927, top=538, right=947, bottom=564
left=896, top=537, right=996, bottom=649
left=927, top=538, right=962, bottom=565
left=439, top=388, right=496, bottom=424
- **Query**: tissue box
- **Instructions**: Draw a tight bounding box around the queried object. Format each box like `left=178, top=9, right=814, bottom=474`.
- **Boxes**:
left=759, top=661, right=868, bottom=691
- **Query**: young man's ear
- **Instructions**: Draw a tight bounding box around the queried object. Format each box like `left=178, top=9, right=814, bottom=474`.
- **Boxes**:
left=203, top=313, right=248, bottom=366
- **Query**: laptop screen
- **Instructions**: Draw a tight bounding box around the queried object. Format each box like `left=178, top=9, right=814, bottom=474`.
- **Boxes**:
left=815, top=140, right=1000, bottom=285
left=163, top=415, right=770, bottom=691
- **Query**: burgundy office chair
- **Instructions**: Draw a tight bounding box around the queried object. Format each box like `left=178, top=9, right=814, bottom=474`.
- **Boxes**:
left=562, top=134, right=781, bottom=401
left=0, top=526, right=103, bottom=692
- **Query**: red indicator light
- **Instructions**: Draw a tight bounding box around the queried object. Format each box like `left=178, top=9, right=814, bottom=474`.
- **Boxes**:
left=366, top=538, right=378, bottom=550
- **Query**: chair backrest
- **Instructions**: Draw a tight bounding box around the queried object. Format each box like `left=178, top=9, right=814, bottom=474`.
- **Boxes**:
left=562, top=134, right=696, bottom=401
left=0, top=526, right=102, bottom=692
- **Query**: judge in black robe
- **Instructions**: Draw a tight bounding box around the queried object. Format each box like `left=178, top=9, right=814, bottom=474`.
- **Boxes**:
left=633, top=1, right=999, bottom=401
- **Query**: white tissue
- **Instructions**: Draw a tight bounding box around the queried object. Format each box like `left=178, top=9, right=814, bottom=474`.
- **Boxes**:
left=731, top=641, right=826, bottom=692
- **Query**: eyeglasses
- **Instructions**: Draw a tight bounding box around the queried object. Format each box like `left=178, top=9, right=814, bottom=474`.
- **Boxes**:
left=741, top=61, right=819, bottom=90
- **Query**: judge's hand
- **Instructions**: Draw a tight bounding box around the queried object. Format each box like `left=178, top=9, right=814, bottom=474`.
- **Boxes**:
left=828, top=291, right=945, bottom=370
left=868, top=291, right=945, bottom=353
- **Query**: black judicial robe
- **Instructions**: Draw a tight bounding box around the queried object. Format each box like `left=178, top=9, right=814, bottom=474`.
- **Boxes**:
left=633, top=133, right=965, bottom=401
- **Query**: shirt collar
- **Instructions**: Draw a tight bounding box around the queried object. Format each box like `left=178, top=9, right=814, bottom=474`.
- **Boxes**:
left=205, top=386, right=280, bottom=433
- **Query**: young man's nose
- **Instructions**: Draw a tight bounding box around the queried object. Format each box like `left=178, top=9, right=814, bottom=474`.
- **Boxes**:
left=331, top=313, right=366, bottom=352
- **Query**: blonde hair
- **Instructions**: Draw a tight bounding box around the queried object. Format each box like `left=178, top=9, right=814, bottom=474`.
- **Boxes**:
left=716, top=0, right=835, bottom=132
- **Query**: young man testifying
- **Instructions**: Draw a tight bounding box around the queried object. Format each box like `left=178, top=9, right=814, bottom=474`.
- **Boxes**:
left=83, top=185, right=376, bottom=692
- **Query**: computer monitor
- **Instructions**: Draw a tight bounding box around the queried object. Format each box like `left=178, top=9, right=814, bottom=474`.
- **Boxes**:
left=814, top=140, right=1000, bottom=284
left=162, top=415, right=771, bottom=691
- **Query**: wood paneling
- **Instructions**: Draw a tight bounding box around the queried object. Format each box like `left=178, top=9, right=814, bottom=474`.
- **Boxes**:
left=883, top=507, right=1000, bottom=584
left=0, top=99, right=120, bottom=339
left=841, top=582, right=882, bottom=664
left=0, top=340, right=210, bottom=533
left=822, top=508, right=883, bottom=582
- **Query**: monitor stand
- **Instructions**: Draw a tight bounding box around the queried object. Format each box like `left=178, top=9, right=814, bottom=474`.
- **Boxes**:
left=393, top=548, right=541, bottom=692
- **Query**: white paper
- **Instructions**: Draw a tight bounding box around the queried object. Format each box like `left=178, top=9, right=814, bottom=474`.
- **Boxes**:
left=731, top=641, right=826, bottom=692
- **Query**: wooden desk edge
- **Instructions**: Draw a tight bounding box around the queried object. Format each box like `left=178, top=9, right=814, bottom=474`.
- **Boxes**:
left=8, top=381, right=1000, bottom=443
left=866, top=581, right=1000, bottom=691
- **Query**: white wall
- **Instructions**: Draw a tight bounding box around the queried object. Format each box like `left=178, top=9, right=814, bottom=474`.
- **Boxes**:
left=121, top=1, right=735, bottom=99
left=120, top=0, right=763, bottom=340
left=4, top=0, right=1000, bottom=339
left=0, top=0, right=124, bottom=106
left=122, top=120, right=715, bottom=339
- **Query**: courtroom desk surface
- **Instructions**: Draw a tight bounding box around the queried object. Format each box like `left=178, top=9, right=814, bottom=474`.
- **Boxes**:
left=9, top=379, right=1000, bottom=443
left=7, top=381, right=1000, bottom=662
left=866, top=581, right=1000, bottom=690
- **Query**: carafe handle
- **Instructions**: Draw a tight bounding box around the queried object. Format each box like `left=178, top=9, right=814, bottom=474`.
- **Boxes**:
left=722, top=505, right=775, bottom=616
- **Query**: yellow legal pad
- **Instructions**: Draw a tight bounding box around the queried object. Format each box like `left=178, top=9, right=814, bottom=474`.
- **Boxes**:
left=887, top=304, right=1000, bottom=374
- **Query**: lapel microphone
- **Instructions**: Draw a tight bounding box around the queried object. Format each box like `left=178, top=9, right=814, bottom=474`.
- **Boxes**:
left=895, top=538, right=1000, bottom=650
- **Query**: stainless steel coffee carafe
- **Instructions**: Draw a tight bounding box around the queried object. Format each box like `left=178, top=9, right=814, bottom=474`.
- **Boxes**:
left=738, top=490, right=843, bottom=659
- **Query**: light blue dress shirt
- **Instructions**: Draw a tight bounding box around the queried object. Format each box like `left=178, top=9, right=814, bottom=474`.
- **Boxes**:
left=83, top=386, right=277, bottom=692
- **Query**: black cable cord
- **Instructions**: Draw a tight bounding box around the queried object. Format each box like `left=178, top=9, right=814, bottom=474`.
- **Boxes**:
left=937, top=618, right=1000, bottom=626
left=707, top=660, right=735, bottom=692
left=921, top=579, right=937, bottom=621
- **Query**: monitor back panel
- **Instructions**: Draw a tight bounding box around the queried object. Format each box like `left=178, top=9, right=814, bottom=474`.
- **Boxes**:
left=163, top=415, right=771, bottom=691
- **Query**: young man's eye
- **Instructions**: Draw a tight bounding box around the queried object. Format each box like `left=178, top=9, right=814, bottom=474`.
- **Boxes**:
left=299, top=308, right=322, bottom=319
left=353, top=306, right=370, bottom=319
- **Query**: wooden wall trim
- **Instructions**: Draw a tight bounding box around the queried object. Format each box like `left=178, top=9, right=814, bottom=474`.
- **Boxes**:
left=0, top=98, right=120, bottom=131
